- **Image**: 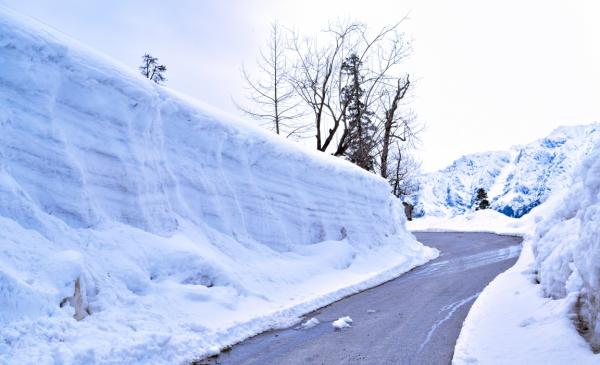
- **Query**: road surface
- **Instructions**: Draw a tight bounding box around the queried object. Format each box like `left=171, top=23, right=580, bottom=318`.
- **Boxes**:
left=194, top=232, right=522, bottom=365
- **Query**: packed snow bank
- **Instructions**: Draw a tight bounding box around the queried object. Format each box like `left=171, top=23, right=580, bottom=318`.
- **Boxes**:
left=532, top=141, right=600, bottom=352
left=453, top=144, right=600, bottom=363
left=453, top=239, right=598, bottom=364
left=0, top=7, right=437, bottom=365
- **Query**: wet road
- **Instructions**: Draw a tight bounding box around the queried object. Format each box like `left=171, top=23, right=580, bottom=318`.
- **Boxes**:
left=195, top=232, right=522, bottom=365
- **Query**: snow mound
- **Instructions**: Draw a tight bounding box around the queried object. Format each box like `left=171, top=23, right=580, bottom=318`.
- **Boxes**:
left=411, top=123, right=600, bottom=218
left=332, top=316, right=353, bottom=329
left=0, top=7, right=437, bottom=365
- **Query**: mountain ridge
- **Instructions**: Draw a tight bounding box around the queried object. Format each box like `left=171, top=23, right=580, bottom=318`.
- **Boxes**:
left=411, top=123, right=600, bottom=218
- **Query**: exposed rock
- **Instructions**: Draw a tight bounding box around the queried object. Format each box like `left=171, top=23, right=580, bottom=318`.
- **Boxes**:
left=60, top=277, right=90, bottom=321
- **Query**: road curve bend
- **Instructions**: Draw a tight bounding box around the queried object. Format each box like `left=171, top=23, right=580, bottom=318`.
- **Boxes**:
left=195, top=232, right=522, bottom=365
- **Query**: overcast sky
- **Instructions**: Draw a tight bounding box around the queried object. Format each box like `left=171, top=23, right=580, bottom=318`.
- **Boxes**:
left=2, top=0, right=598, bottom=171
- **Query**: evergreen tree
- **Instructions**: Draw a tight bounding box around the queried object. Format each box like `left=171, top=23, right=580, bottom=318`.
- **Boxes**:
left=475, top=187, right=490, bottom=210
left=340, top=53, right=377, bottom=171
left=139, top=54, right=167, bottom=84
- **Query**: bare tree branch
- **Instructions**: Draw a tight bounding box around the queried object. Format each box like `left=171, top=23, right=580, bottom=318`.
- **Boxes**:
left=235, top=22, right=307, bottom=137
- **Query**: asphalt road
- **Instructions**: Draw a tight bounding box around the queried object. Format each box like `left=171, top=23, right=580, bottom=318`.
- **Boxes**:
left=194, top=232, right=522, bottom=365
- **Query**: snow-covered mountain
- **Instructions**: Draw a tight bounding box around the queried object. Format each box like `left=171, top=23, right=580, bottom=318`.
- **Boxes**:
left=411, top=123, right=600, bottom=218
left=0, top=8, right=436, bottom=364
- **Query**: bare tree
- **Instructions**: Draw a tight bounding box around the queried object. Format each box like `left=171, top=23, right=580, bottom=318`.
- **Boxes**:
left=387, top=143, right=421, bottom=198
left=377, top=75, right=412, bottom=178
left=246, top=18, right=422, bottom=195
left=236, top=22, right=306, bottom=137
left=289, top=20, right=412, bottom=158
left=371, top=100, right=421, bottom=196
left=288, top=22, right=358, bottom=151
left=139, top=54, right=167, bottom=84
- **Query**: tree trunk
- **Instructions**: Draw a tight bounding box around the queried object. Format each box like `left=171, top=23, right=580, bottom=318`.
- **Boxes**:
left=380, top=76, right=410, bottom=178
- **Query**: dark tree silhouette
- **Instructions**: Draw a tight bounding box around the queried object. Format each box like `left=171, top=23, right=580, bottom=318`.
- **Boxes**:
left=475, top=188, right=490, bottom=210
left=139, top=54, right=167, bottom=84
left=340, top=53, right=377, bottom=171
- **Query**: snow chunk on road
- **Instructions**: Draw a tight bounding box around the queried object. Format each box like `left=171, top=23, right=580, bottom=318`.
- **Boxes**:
left=332, top=316, right=353, bottom=329
left=300, top=318, right=320, bottom=329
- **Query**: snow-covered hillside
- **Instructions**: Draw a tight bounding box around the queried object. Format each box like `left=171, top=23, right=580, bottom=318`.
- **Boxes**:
left=0, top=8, right=437, bottom=365
left=411, top=123, right=600, bottom=218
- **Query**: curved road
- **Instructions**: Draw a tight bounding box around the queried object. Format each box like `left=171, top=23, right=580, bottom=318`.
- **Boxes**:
left=195, top=232, right=522, bottom=365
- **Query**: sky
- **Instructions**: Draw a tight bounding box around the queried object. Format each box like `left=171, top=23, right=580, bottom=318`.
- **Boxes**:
left=1, top=0, right=598, bottom=171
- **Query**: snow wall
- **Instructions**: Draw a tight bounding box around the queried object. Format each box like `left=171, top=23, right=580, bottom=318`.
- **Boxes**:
left=533, top=140, right=600, bottom=351
left=0, top=8, right=436, bottom=364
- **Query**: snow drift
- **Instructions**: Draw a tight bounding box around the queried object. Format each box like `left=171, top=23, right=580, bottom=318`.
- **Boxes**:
left=0, top=8, right=436, bottom=365
left=411, top=123, right=600, bottom=218
left=407, top=208, right=531, bottom=236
